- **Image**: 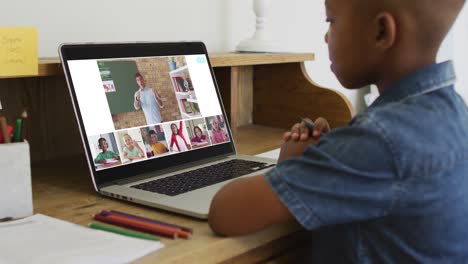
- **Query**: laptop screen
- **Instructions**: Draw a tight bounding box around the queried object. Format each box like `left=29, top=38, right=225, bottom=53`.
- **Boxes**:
left=61, top=43, right=235, bottom=187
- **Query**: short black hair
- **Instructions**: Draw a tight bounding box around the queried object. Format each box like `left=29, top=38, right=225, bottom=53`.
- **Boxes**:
left=135, top=72, right=143, bottom=79
left=149, top=130, right=157, bottom=136
left=98, top=137, right=106, bottom=148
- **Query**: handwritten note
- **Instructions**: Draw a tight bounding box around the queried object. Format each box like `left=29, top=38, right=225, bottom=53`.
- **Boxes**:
left=0, top=27, right=38, bottom=77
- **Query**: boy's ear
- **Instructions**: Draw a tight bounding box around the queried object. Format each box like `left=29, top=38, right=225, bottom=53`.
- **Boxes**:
left=375, top=12, right=397, bottom=50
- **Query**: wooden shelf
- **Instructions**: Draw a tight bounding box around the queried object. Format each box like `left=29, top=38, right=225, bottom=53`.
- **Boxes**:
left=169, top=65, right=189, bottom=75
left=0, top=53, right=315, bottom=79
left=209, top=52, right=314, bottom=67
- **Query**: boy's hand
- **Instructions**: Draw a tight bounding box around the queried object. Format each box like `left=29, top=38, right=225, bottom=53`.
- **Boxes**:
left=135, top=91, right=141, bottom=101
left=283, top=117, right=330, bottom=142
left=278, top=140, right=310, bottom=163
left=311, top=117, right=331, bottom=138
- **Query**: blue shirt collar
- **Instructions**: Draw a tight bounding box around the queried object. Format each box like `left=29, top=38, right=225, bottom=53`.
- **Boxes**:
left=371, top=61, right=456, bottom=107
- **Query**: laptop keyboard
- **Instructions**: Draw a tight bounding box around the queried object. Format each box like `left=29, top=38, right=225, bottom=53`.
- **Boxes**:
left=130, top=159, right=274, bottom=196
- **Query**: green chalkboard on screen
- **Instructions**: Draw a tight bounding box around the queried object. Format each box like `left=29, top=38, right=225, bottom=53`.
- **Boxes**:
left=98, top=60, right=139, bottom=114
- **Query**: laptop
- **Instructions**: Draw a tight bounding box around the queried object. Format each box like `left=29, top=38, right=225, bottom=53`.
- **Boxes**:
left=59, top=42, right=276, bottom=219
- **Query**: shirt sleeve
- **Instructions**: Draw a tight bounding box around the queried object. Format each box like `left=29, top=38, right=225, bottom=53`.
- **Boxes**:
left=264, top=119, right=398, bottom=230
left=134, top=91, right=141, bottom=110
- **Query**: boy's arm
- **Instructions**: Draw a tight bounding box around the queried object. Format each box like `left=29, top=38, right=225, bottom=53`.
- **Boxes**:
left=153, top=90, right=164, bottom=108
left=136, top=143, right=145, bottom=158
left=208, top=174, right=295, bottom=236
left=208, top=140, right=309, bottom=236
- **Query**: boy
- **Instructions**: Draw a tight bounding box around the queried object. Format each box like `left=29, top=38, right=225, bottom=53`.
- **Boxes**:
left=209, top=0, right=468, bottom=262
left=148, top=129, right=168, bottom=155
left=94, top=138, right=120, bottom=164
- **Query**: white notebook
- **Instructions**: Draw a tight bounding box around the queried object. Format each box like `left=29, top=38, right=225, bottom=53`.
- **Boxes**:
left=0, top=214, right=164, bottom=264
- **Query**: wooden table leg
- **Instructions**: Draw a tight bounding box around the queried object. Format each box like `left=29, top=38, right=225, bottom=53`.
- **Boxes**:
left=230, top=66, right=254, bottom=136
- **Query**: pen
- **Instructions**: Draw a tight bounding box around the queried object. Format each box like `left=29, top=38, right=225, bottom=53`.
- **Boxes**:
left=105, top=210, right=193, bottom=233
left=88, top=222, right=160, bottom=241
left=300, top=117, right=315, bottom=133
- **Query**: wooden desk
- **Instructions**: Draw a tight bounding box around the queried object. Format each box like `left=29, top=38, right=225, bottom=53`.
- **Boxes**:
left=33, top=127, right=308, bottom=264
left=1, top=53, right=352, bottom=263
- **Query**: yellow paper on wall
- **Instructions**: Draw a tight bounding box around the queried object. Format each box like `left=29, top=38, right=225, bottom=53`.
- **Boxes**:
left=0, top=27, right=38, bottom=77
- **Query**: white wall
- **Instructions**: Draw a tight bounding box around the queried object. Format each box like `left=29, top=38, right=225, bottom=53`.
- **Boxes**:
left=3, top=0, right=464, bottom=113
left=1, top=0, right=365, bottom=113
left=445, top=3, right=468, bottom=103
left=0, top=0, right=228, bottom=56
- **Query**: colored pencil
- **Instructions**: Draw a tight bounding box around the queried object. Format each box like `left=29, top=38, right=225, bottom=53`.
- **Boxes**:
left=300, top=117, right=315, bottom=131
left=104, top=210, right=193, bottom=233
left=19, top=110, right=27, bottom=142
left=97, top=212, right=191, bottom=239
left=0, top=116, right=10, bottom=143
left=94, top=213, right=177, bottom=239
left=88, top=222, right=159, bottom=241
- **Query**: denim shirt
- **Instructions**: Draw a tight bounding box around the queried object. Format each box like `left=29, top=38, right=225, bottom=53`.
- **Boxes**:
left=265, top=61, right=468, bottom=263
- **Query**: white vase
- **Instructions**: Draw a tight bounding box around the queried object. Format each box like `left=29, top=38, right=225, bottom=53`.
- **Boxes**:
left=236, top=0, right=283, bottom=52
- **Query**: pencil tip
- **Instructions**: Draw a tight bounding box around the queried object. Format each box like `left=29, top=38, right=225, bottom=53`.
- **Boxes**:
left=21, top=110, right=28, bottom=118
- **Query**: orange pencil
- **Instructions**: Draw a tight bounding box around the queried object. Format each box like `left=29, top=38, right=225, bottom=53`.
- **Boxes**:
left=100, top=213, right=191, bottom=239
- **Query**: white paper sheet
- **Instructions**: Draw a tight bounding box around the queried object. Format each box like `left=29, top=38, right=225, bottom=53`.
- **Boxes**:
left=255, top=148, right=280, bottom=160
left=0, top=214, right=164, bottom=264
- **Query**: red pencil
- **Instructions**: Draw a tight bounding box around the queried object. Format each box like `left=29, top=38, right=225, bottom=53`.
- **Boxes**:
left=94, top=214, right=178, bottom=239
left=104, top=210, right=193, bottom=233
left=103, top=213, right=191, bottom=239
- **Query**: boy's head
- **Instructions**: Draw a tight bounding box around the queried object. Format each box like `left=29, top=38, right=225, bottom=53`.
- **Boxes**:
left=98, top=138, right=108, bottom=151
left=135, top=72, right=146, bottom=89
left=149, top=130, right=159, bottom=143
left=325, top=0, right=465, bottom=90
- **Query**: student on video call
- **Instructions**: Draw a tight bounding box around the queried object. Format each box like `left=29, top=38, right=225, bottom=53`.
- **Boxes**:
left=122, top=133, right=145, bottom=161
left=149, top=130, right=168, bottom=155
left=210, top=117, right=228, bottom=144
left=191, top=126, right=209, bottom=148
left=169, top=121, right=191, bottom=152
left=94, top=138, right=120, bottom=164
left=133, top=72, right=164, bottom=125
